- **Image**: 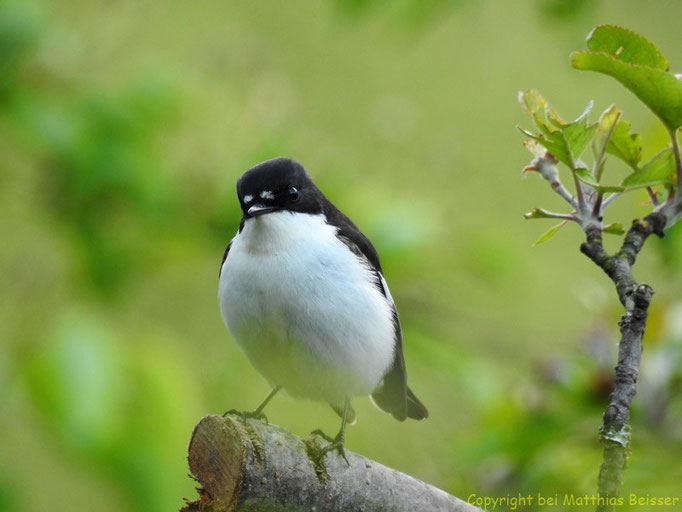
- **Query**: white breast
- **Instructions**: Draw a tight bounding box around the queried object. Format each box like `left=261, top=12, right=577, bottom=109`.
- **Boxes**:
left=218, top=211, right=396, bottom=405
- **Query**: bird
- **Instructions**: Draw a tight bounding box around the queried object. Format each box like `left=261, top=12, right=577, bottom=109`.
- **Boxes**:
left=218, top=157, right=427, bottom=460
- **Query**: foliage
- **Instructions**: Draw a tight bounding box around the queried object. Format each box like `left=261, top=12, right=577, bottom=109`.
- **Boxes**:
left=572, top=25, right=682, bottom=132
left=519, top=25, right=682, bottom=244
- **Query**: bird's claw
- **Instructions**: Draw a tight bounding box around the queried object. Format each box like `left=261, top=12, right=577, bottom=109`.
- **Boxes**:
left=311, top=430, right=349, bottom=465
left=319, top=440, right=349, bottom=465
left=310, top=428, right=335, bottom=443
left=223, top=408, right=268, bottom=423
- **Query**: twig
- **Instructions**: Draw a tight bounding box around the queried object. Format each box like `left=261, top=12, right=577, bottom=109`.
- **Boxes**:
left=550, top=178, right=579, bottom=209
left=645, top=187, right=660, bottom=207
left=180, top=414, right=482, bottom=512
left=579, top=213, right=666, bottom=511
left=572, top=171, right=586, bottom=213
left=524, top=208, right=577, bottom=221
left=525, top=155, right=578, bottom=209
left=671, top=128, right=682, bottom=193
left=592, top=192, right=603, bottom=219
left=600, top=192, right=621, bottom=213
left=594, top=110, right=621, bottom=182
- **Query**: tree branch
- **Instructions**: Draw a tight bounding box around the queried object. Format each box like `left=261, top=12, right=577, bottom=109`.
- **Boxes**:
left=579, top=212, right=666, bottom=511
left=180, top=414, right=482, bottom=512
left=580, top=213, right=665, bottom=308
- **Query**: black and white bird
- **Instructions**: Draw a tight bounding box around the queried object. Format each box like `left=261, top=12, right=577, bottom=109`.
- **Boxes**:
left=218, top=157, right=427, bottom=458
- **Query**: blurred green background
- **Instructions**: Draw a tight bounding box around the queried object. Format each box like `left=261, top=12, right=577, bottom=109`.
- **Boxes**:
left=2, top=0, right=682, bottom=510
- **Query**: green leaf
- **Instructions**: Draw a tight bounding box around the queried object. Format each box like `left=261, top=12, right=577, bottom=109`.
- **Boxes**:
left=524, top=208, right=563, bottom=220
left=586, top=25, right=669, bottom=70
left=600, top=424, right=632, bottom=447
left=520, top=129, right=573, bottom=168
left=607, top=119, right=643, bottom=170
left=519, top=91, right=597, bottom=169
left=562, top=108, right=599, bottom=163
left=533, top=221, right=568, bottom=246
left=518, top=90, right=564, bottom=135
left=595, top=106, right=642, bottom=169
left=571, top=27, right=682, bottom=131
left=573, top=167, right=599, bottom=186
left=621, top=148, right=676, bottom=189
left=603, top=222, right=625, bottom=235
left=574, top=167, right=624, bottom=192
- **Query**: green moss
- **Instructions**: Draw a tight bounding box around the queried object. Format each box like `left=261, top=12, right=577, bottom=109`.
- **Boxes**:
left=303, top=437, right=329, bottom=483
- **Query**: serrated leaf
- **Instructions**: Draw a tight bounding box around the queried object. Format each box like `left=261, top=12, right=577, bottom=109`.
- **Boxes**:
left=533, top=220, right=568, bottom=246
left=603, top=222, right=625, bottom=235
left=594, top=106, right=643, bottom=170
left=522, top=131, right=572, bottom=168
left=518, top=90, right=564, bottom=134
left=572, top=40, right=682, bottom=131
left=574, top=167, right=624, bottom=192
left=608, top=120, right=643, bottom=169
left=563, top=113, right=598, bottom=163
left=519, top=95, right=598, bottom=170
left=621, top=148, right=676, bottom=189
left=586, top=25, right=669, bottom=70
left=595, top=105, right=621, bottom=142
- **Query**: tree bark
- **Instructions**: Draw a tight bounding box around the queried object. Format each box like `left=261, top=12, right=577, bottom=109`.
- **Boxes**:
left=580, top=213, right=665, bottom=512
left=180, top=414, right=481, bottom=512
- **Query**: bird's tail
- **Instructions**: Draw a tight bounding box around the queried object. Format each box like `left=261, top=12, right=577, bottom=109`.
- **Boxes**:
left=370, top=385, right=428, bottom=421
left=406, top=386, right=428, bottom=420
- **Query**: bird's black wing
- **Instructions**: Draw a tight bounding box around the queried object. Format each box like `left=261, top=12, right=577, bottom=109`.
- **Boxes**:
left=219, top=240, right=232, bottom=277
left=322, top=199, right=428, bottom=422
left=220, top=217, right=247, bottom=277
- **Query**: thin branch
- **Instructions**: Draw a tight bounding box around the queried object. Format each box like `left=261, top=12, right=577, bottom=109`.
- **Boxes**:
left=543, top=212, right=577, bottom=221
left=582, top=214, right=664, bottom=305
left=525, top=155, right=579, bottom=209
left=524, top=208, right=578, bottom=221
left=671, top=128, right=682, bottom=193
left=593, top=192, right=603, bottom=219
left=572, top=170, right=586, bottom=213
left=645, top=187, right=660, bottom=207
left=600, top=192, right=621, bottom=212
left=594, top=111, right=621, bottom=182
left=579, top=212, right=666, bottom=511
left=550, top=178, right=579, bottom=209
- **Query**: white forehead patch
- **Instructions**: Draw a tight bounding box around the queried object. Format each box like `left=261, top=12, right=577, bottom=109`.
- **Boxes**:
left=260, top=190, right=275, bottom=200
left=243, top=194, right=254, bottom=203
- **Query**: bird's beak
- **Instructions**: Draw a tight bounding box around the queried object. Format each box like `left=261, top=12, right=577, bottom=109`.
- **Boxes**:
left=247, top=203, right=277, bottom=217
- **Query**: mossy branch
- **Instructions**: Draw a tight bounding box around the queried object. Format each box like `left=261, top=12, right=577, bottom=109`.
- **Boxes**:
left=180, top=414, right=481, bottom=512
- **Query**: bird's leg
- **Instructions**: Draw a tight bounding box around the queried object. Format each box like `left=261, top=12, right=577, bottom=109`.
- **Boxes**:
left=224, top=385, right=281, bottom=423
left=311, top=397, right=350, bottom=465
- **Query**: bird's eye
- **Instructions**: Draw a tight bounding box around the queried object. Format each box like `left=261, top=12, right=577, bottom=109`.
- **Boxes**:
left=288, top=186, right=299, bottom=202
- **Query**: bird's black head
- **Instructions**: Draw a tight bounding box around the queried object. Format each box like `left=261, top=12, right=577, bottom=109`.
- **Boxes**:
left=236, top=157, right=322, bottom=218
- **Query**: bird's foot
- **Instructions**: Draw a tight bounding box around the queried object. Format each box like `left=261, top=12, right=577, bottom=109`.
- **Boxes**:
left=310, top=428, right=335, bottom=443
left=223, top=408, right=268, bottom=423
left=311, top=430, right=349, bottom=465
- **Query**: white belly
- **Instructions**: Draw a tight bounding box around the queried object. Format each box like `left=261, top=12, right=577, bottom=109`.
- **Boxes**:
left=218, top=211, right=395, bottom=405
